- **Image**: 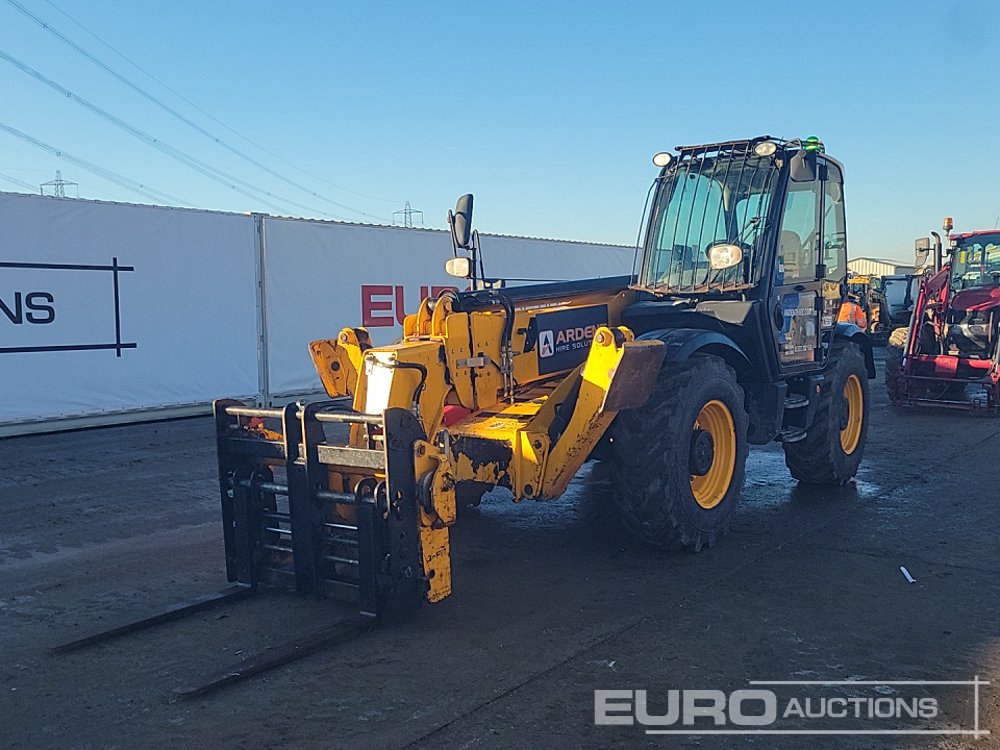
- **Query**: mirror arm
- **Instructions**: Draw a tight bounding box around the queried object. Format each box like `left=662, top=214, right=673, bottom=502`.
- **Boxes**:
left=472, top=230, right=486, bottom=291
left=931, top=231, right=942, bottom=272
left=447, top=209, right=461, bottom=257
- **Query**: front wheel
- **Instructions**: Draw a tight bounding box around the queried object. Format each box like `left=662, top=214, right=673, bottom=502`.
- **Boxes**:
left=885, top=327, right=908, bottom=404
left=784, top=342, right=869, bottom=485
left=608, top=355, right=749, bottom=551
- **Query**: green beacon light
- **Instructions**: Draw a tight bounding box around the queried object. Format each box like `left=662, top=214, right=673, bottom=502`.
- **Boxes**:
left=803, top=136, right=824, bottom=152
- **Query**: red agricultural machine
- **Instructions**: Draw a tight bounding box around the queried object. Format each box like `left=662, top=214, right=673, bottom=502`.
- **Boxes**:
left=887, top=218, right=1000, bottom=413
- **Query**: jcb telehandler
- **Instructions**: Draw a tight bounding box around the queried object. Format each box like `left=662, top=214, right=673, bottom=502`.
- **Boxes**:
left=56, top=136, right=873, bottom=695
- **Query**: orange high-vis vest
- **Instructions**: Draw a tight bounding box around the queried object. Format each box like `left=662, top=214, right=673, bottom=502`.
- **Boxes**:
left=838, top=300, right=867, bottom=329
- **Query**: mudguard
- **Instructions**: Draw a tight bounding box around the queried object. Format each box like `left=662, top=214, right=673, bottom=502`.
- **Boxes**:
left=833, top=323, right=876, bottom=378
left=637, top=328, right=752, bottom=373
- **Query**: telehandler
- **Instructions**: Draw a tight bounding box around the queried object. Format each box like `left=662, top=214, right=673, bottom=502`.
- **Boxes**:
left=56, top=136, right=873, bottom=695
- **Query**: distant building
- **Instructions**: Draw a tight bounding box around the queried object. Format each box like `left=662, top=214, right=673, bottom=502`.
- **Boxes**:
left=847, top=257, right=917, bottom=277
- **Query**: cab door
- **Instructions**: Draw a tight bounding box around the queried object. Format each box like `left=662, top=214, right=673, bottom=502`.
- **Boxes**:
left=770, top=154, right=824, bottom=371
left=770, top=155, right=847, bottom=371
left=770, top=159, right=847, bottom=373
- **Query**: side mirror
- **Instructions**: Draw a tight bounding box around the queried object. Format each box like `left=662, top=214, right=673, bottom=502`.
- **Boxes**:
left=449, top=194, right=474, bottom=250
left=789, top=149, right=816, bottom=182
left=914, top=237, right=931, bottom=268
left=445, top=257, right=470, bottom=278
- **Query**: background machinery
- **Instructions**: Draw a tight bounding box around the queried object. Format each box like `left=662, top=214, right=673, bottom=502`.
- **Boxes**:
left=56, top=136, right=874, bottom=694
left=882, top=271, right=926, bottom=329
left=841, top=273, right=890, bottom=338
left=887, top=219, right=1000, bottom=412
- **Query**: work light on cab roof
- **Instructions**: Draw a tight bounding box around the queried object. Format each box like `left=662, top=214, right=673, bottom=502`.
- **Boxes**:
left=753, top=140, right=778, bottom=157
left=652, top=151, right=673, bottom=168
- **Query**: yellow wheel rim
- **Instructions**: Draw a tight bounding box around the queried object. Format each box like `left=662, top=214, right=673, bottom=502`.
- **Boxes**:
left=840, top=374, right=864, bottom=454
left=690, top=400, right=737, bottom=509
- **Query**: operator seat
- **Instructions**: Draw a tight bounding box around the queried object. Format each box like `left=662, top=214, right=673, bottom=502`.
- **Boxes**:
left=779, top=230, right=802, bottom=280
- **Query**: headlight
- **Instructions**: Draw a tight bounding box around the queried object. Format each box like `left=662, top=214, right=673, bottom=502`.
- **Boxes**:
left=445, top=257, right=470, bottom=278
left=708, top=243, right=744, bottom=270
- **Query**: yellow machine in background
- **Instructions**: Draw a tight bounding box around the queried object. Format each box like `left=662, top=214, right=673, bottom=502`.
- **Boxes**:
left=840, top=274, right=888, bottom=335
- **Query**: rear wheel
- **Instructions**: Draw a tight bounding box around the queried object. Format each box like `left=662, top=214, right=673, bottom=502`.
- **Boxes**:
left=784, top=343, right=869, bottom=485
left=608, top=355, right=749, bottom=550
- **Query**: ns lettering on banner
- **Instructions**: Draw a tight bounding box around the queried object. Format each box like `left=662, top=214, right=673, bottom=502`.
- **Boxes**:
left=0, top=292, right=55, bottom=325
left=0, top=259, right=136, bottom=356
left=361, top=284, right=459, bottom=327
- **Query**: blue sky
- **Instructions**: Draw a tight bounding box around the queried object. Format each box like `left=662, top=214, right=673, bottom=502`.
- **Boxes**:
left=0, top=0, right=996, bottom=262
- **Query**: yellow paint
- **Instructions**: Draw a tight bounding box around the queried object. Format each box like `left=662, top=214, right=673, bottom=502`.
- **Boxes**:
left=538, top=327, right=660, bottom=498
left=690, top=400, right=736, bottom=509
left=840, top=374, right=864, bottom=454
left=469, top=312, right=505, bottom=409
left=349, top=340, right=448, bottom=441
left=444, top=313, right=476, bottom=409
left=413, top=440, right=456, bottom=603
left=309, top=327, right=371, bottom=397
left=309, top=278, right=661, bottom=607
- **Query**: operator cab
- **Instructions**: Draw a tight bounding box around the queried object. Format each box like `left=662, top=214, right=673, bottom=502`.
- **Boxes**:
left=627, top=136, right=851, bottom=378
left=944, top=231, right=1000, bottom=357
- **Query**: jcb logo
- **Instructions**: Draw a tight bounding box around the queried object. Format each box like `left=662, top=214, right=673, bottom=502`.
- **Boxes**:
left=539, top=330, right=555, bottom=358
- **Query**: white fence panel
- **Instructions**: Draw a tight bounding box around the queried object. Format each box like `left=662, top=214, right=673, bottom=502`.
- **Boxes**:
left=262, top=218, right=633, bottom=397
left=0, top=193, right=258, bottom=428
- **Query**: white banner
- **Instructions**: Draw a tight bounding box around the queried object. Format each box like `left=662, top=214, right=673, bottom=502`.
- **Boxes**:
left=0, top=193, right=258, bottom=426
left=262, top=217, right=633, bottom=396
left=1, top=193, right=634, bottom=430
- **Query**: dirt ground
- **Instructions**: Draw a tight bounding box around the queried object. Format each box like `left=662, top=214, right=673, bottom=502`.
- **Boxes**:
left=1, top=348, right=998, bottom=749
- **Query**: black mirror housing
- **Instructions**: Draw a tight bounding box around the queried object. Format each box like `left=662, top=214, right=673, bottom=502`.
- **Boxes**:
left=451, top=194, right=474, bottom=250
left=914, top=237, right=932, bottom=267
left=789, top=150, right=817, bottom=182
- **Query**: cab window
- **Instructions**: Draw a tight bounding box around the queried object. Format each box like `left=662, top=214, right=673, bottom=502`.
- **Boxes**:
left=822, top=163, right=846, bottom=281
left=778, top=180, right=819, bottom=283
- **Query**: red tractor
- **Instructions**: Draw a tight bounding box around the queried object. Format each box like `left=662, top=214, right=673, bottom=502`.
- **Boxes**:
left=886, top=219, right=1000, bottom=413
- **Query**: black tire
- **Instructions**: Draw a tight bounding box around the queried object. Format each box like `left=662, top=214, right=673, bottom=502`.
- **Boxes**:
left=885, top=327, right=908, bottom=403
left=608, top=355, right=749, bottom=551
left=784, top=343, right=869, bottom=485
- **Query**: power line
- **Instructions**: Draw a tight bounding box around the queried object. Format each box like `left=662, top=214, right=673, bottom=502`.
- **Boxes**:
left=6, top=0, right=395, bottom=220
left=43, top=0, right=400, bottom=206
left=0, top=119, right=192, bottom=205
left=0, top=47, right=338, bottom=218
left=0, top=171, right=38, bottom=191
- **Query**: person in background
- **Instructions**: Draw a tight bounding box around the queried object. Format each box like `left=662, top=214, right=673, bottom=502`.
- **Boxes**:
left=838, top=290, right=868, bottom=329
